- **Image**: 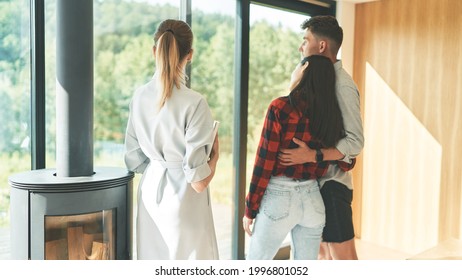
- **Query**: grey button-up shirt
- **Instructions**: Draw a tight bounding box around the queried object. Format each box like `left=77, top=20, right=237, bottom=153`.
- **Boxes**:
left=320, top=60, right=364, bottom=189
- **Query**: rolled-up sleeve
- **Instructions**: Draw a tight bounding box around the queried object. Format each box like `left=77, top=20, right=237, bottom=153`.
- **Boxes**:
left=124, top=101, right=150, bottom=173
left=336, top=83, right=364, bottom=163
left=183, top=98, right=214, bottom=183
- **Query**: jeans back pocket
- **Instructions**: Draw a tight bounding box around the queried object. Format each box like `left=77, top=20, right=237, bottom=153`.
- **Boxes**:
left=261, top=188, right=291, bottom=221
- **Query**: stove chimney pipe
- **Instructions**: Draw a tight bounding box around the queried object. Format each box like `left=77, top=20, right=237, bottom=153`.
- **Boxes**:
left=56, top=0, right=93, bottom=177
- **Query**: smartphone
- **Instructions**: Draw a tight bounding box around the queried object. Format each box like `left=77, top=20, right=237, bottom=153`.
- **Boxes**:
left=300, top=56, right=309, bottom=65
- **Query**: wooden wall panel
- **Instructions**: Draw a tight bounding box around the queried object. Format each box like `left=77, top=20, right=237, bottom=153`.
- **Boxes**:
left=353, top=0, right=462, bottom=255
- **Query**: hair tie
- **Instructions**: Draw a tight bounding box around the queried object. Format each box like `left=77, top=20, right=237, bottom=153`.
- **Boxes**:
left=165, top=29, right=174, bottom=35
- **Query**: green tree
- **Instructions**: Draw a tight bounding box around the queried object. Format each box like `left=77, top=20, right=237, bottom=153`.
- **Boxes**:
left=92, top=0, right=178, bottom=146
left=247, top=20, right=301, bottom=151
left=0, top=0, right=31, bottom=155
left=191, top=19, right=235, bottom=153
left=0, top=0, right=32, bottom=225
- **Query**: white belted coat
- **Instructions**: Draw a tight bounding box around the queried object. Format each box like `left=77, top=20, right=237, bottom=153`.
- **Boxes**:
left=124, top=73, right=218, bottom=260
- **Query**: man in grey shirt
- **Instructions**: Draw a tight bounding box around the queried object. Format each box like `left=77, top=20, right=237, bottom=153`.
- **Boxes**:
left=279, top=16, right=364, bottom=260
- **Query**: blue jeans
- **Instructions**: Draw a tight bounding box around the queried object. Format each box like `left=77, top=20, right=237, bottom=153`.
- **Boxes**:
left=247, top=176, right=325, bottom=260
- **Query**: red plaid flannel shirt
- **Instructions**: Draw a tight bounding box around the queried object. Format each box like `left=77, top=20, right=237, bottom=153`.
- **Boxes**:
left=245, top=96, right=355, bottom=219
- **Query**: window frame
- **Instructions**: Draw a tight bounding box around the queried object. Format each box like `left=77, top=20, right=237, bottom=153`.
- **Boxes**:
left=30, top=0, right=46, bottom=170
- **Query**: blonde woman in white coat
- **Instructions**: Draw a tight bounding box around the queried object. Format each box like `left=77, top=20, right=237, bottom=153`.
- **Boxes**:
left=124, top=19, right=219, bottom=260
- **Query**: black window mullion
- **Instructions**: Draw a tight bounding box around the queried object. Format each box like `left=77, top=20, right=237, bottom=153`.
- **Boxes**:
left=30, top=0, right=46, bottom=170
left=233, top=0, right=250, bottom=260
left=180, top=0, right=192, bottom=88
left=252, top=0, right=336, bottom=16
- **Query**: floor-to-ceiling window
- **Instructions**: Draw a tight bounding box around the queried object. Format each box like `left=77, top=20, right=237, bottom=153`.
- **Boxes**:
left=190, top=0, right=236, bottom=260
left=245, top=2, right=312, bottom=257
left=0, top=0, right=31, bottom=259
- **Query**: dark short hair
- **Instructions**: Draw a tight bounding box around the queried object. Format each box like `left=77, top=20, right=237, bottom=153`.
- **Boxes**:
left=301, top=16, right=343, bottom=55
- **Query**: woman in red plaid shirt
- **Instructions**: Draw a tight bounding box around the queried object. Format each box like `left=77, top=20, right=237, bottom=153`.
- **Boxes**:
left=243, top=55, right=355, bottom=260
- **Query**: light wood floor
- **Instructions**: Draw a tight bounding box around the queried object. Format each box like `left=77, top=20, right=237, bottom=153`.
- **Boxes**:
left=0, top=203, right=412, bottom=260
left=0, top=228, right=10, bottom=260
left=0, top=229, right=411, bottom=260
left=355, top=238, right=411, bottom=260
left=2, top=204, right=459, bottom=260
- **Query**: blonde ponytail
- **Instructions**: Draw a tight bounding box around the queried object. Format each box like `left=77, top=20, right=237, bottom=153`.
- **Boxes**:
left=154, top=20, right=193, bottom=109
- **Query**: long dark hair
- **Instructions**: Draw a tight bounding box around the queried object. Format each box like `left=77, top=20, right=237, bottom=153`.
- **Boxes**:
left=290, top=55, right=344, bottom=147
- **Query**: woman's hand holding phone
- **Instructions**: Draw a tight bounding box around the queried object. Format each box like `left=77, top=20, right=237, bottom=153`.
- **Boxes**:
left=289, top=57, right=309, bottom=91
